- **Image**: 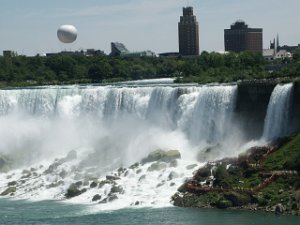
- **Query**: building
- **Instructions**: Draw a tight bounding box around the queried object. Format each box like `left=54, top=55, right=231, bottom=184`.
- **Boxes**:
left=263, top=35, right=294, bottom=61
left=178, top=7, right=199, bottom=56
left=110, top=42, right=129, bottom=57
left=224, top=20, right=263, bottom=53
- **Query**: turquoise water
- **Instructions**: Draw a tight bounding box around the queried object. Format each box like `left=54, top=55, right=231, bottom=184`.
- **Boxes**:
left=0, top=199, right=299, bottom=225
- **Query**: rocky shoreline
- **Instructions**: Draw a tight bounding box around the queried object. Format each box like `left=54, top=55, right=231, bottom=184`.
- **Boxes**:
left=171, top=135, right=300, bottom=216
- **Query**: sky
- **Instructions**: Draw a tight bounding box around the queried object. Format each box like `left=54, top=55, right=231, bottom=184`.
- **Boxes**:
left=0, top=0, right=300, bottom=56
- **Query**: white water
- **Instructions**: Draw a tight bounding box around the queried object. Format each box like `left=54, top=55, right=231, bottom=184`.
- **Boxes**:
left=262, top=83, right=294, bottom=141
left=0, top=82, right=294, bottom=209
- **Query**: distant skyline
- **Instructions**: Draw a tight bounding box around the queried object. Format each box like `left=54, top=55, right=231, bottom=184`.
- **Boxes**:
left=1, top=0, right=300, bottom=56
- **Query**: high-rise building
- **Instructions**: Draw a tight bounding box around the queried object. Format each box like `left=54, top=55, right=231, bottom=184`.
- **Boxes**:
left=224, top=20, right=263, bottom=53
left=178, top=7, right=199, bottom=56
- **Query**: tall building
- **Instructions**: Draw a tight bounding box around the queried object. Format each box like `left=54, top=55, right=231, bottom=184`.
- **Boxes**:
left=178, top=7, right=199, bottom=56
left=224, top=20, right=263, bottom=53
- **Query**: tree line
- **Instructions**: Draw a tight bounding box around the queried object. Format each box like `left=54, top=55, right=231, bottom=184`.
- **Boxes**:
left=0, top=50, right=299, bottom=87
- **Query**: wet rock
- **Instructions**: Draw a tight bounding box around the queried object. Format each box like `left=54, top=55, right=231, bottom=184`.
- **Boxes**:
left=44, top=162, right=61, bottom=174
left=75, top=181, right=83, bottom=187
left=92, top=194, right=101, bottom=202
left=168, top=171, right=179, bottom=180
left=156, top=182, right=165, bottom=188
left=142, top=149, right=181, bottom=164
left=47, top=181, right=64, bottom=189
left=186, top=164, right=198, bottom=170
left=65, top=183, right=86, bottom=198
left=136, top=169, right=142, bottom=174
left=90, top=181, right=98, bottom=188
left=99, top=180, right=116, bottom=188
left=117, top=167, right=126, bottom=176
left=275, top=203, right=285, bottom=215
left=1, top=187, right=16, bottom=196
left=169, top=160, right=178, bottom=168
left=138, top=175, right=146, bottom=182
left=106, top=175, right=120, bottom=181
left=135, top=201, right=140, bottom=205
left=8, top=181, right=17, bottom=186
left=164, top=150, right=181, bottom=162
left=147, top=162, right=167, bottom=172
left=59, top=170, right=67, bottom=179
left=170, top=182, right=176, bottom=187
left=129, top=163, right=140, bottom=169
left=110, top=185, right=124, bottom=194
left=99, top=195, right=118, bottom=204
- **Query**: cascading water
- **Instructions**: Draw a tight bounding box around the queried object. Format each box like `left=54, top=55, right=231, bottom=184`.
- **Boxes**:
left=262, top=83, right=294, bottom=141
left=0, top=83, right=243, bottom=209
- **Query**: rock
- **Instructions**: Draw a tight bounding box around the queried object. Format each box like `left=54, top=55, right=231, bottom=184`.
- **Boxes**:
left=141, top=149, right=181, bottom=164
left=47, top=181, right=64, bottom=189
left=65, top=183, right=86, bottom=198
left=170, top=182, right=176, bottom=187
left=177, top=183, right=189, bottom=193
left=138, top=175, right=146, bottom=182
left=90, top=181, right=98, bottom=188
left=169, top=160, right=178, bottom=168
left=142, top=149, right=166, bottom=164
left=195, top=165, right=212, bottom=179
left=168, top=171, right=179, bottom=180
left=136, top=169, right=142, bottom=174
left=106, top=175, right=120, bottom=181
left=75, top=181, right=83, bottom=187
left=147, top=162, right=167, bottom=172
left=99, top=195, right=118, bottom=204
left=92, top=194, right=101, bottom=202
left=110, top=185, right=124, bottom=194
left=59, top=170, right=67, bottom=179
left=1, top=187, right=16, bottom=196
left=224, top=192, right=251, bottom=207
left=99, top=180, right=116, bottom=188
left=156, top=182, right=165, bottom=188
left=275, top=203, right=285, bottom=215
left=164, top=150, right=181, bottom=162
left=117, top=167, right=126, bottom=175
left=129, top=163, right=140, bottom=169
left=135, top=201, right=140, bottom=205
left=44, top=162, right=61, bottom=174
left=7, top=181, right=17, bottom=186
left=186, top=164, right=198, bottom=170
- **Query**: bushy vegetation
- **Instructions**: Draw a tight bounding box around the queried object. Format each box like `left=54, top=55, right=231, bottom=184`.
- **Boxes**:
left=1, top=50, right=300, bottom=88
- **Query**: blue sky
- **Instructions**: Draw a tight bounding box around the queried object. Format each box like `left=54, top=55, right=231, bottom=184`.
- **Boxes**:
left=0, top=0, right=299, bottom=56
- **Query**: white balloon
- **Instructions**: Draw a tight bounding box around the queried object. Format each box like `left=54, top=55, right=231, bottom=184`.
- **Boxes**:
left=57, top=25, right=77, bottom=43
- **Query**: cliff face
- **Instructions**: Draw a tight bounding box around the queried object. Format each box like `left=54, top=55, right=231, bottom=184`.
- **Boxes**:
left=235, top=83, right=276, bottom=139
left=235, top=82, right=300, bottom=140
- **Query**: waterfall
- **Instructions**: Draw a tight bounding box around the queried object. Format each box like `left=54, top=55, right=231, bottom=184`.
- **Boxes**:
left=0, top=85, right=238, bottom=163
left=262, top=83, right=294, bottom=141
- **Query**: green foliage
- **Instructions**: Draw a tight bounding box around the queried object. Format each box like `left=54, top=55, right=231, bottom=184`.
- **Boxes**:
left=1, top=50, right=299, bottom=87
left=263, top=134, right=300, bottom=172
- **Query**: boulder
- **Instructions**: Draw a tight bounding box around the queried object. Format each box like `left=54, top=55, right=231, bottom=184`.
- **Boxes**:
left=65, top=183, right=86, bottom=198
left=92, top=194, right=101, bottom=202
left=138, top=175, right=146, bottom=182
left=110, top=185, right=124, bottom=194
left=59, top=170, right=67, bottom=179
left=164, top=150, right=181, bottom=162
left=129, top=163, right=140, bottom=169
left=99, top=195, right=118, bottom=204
left=141, top=149, right=181, bottom=164
left=106, top=175, right=120, bottom=181
left=224, top=192, right=251, bottom=207
left=142, top=149, right=166, bottom=164
left=275, top=203, right=285, bottom=215
left=99, top=180, right=117, bottom=188
left=169, top=160, right=178, bottom=168
left=147, top=162, right=167, bottom=172
left=7, top=181, right=17, bottom=186
left=90, top=181, right=98, bottom=188
left=168, top=171, right=179, bottom=180
left=1, top=187, right=16, bottom=196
